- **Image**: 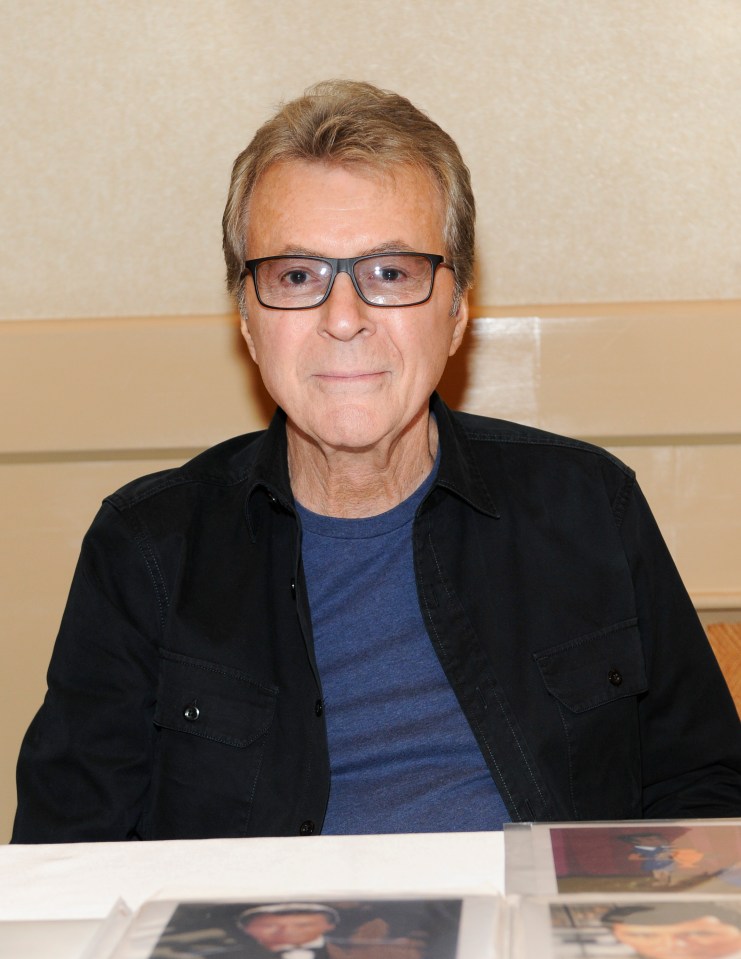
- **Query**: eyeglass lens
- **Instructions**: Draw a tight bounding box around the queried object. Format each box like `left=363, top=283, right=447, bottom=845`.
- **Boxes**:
left=254, top=253, right=435, bottom=308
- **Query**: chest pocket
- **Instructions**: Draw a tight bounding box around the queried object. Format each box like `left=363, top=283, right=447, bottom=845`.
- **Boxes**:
left=534, top=618, right=647, bottom=712
left=154, top=649, right=277, bottom=745
left=533, top=619, right=648, bottom=819
left=147, top=649, right=278, bottom=839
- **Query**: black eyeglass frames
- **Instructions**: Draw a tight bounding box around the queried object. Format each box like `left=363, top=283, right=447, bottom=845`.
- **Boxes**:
left=240, top=252, right=453, bottom=310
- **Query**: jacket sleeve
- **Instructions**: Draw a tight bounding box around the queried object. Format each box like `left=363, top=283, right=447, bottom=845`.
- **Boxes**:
left=11, top=501, right=164, bottom=842
left=618, top=477, right=741, bottom=817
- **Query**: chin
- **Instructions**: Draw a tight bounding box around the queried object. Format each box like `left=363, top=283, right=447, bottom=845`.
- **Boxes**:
left=312, top=404, right=390, bottom=451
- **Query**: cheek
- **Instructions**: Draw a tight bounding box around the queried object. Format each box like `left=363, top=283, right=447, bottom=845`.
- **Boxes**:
left=393, top=318, right=445, bottom=362
left=251, top=331, right=319, bottom=417
left=251, top=325, right=299, bottom=379
left=403, top=326, right=455, bottom=384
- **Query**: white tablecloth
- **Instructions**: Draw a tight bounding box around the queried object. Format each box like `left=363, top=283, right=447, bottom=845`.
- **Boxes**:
left=0, top=832, right=504, bottom=958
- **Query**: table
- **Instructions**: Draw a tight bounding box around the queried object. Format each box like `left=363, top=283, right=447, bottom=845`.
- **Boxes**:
left=0, top=832, right=505, bottom=957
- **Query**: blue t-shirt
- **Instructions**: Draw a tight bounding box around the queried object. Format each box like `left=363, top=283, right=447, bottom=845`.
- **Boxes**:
left=296, top=457, right=508, bottom=834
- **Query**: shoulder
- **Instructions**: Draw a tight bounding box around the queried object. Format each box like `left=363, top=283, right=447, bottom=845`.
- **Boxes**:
left=451, top=407, right=632, bottom=476
left=437, top=403, right=637, bottom=523
left=451, top=411, right=635, bottom=482
left=104, top=429, right=267, bottom=512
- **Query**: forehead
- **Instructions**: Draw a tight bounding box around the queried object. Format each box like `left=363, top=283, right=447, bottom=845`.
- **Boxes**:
left=246, top=159, right=445, bottom=258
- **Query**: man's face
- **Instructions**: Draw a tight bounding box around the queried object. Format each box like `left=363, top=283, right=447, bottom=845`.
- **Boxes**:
left=612, top=916, right=741, bottom=958
left=241, top=159, right=468, bottom=453
left=242, top=912, right=334, bottom=948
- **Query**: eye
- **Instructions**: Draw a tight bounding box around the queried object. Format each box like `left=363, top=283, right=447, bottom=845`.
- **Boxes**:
left=282, top=269, right=310, bottom=286
left=378, top=266, right=406, bottom=283
left=271, top=263, right=328, bottom=290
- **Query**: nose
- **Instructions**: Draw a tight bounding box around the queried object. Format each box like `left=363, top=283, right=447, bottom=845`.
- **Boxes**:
left=318, top=271, right=376, bottom=341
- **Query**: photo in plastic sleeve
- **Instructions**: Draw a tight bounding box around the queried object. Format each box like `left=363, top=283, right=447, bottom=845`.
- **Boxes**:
left=139, top=898, right=463, bottom=959
left=550, top=823, right=741, bottom=894
left=546, top=898, right=741, bottom=959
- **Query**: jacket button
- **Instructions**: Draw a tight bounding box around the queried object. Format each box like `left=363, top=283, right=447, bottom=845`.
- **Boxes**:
left=290, top=579, right=296, bottom=600
left=183, top=703, right=200, bottom=721
left=608, top=669, right=623, bottom=686
left=314, top=699, right=323, bottom=717
left=299, top=820, right=315, bottom=835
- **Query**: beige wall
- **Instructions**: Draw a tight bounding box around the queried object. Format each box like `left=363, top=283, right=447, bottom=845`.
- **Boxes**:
left=3, top=1, right=741, bottom=317
left=2, top=2, right=740, bottom=840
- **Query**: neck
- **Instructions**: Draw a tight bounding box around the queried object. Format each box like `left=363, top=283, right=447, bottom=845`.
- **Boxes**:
left=287, top=409, right=438, bottom=518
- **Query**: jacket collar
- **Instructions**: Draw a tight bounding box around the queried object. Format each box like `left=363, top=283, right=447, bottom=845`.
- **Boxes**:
left=245, top=392, right=499, bottom=534
left=245, top=406, right=295, bottom=536
left=430, top=393, right=499, bottom=519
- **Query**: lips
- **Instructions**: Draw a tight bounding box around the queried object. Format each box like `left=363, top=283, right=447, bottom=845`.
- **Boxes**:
left=312, top=370, right=387, bottom=391
left=314, top=370, right=386, bottom=380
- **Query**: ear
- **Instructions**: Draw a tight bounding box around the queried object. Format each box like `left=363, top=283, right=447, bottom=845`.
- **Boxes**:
left=448, top=291, right=469, bottom=357
left=240, top=314, right=259, bottom=365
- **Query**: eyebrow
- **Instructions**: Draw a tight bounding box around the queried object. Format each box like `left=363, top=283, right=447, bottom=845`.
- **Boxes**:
left=275, top=241, right=419, bottom=258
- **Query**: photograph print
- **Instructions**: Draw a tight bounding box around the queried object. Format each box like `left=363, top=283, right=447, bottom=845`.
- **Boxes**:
left=550, top=823, right=741, bottom=894
left=145, top=897, right=463, bottom=959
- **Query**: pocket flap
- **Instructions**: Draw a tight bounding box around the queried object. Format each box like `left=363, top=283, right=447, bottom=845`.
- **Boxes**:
left=533, top=619, right=647, bottom=713
left=154, top=650, right=278, bottom=747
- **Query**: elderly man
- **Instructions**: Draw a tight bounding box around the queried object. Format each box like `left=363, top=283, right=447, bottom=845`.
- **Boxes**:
left=12, top=80, right=741, bottom=842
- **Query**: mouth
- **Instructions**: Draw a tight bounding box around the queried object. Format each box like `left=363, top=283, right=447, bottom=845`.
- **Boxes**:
left=313, top=370, right=386, bottom=387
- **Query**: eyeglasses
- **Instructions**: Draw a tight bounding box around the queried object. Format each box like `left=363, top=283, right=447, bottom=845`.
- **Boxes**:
left=241, top=252, right=453, bottom=310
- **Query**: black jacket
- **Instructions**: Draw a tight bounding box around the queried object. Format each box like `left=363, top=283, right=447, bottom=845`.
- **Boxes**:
left=12, top=395, right=741, bottom=841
